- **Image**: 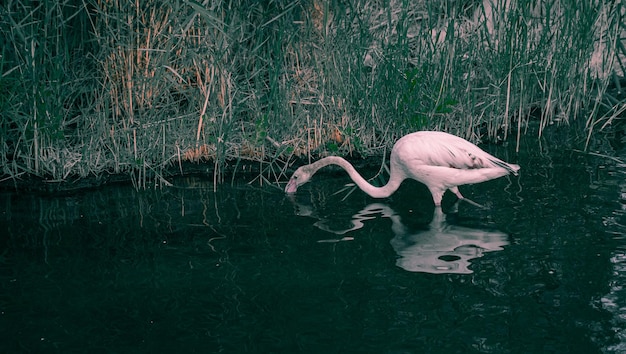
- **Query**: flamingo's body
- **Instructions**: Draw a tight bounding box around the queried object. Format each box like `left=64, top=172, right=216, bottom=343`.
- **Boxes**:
left=284, top=131, right=520, bottom=206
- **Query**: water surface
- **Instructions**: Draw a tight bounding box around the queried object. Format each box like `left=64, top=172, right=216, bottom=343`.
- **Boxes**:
left=1, top=128, right=625, bottom=353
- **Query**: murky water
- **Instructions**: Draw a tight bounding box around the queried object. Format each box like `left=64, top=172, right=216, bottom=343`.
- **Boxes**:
left=1, top=128, right=626, bottom=353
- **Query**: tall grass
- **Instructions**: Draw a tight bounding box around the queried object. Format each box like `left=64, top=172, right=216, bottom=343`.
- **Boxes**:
left=0, top=0, right=623, bottom=188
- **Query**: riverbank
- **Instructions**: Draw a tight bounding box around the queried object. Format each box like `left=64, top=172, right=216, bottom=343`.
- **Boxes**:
left=1, top=1, right=624, bottom=190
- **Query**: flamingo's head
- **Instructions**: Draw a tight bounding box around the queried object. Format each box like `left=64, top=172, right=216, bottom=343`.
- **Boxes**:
left=285, top=166, right=313, bottom=194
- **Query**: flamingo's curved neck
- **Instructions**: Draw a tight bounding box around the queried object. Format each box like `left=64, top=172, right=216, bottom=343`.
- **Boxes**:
left=308, top=156, right=404, bottom=198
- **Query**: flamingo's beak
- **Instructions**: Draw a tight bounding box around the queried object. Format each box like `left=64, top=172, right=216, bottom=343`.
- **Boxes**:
left=285, top=178, right=298, bottom=194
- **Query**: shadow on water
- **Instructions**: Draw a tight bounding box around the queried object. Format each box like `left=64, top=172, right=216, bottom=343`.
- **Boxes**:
left=1, top=126, right=626, bottom=353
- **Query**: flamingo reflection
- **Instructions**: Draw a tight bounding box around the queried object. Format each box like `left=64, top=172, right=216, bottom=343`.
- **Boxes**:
left=292, top=199, right=509, bottom=274
left=388, top=206, right=508, bottom=274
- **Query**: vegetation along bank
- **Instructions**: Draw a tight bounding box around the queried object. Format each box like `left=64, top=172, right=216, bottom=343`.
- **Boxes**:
left=1, top=0, right=624, bottom=191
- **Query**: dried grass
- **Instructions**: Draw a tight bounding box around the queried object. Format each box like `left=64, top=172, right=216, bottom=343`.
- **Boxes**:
left=0, top=0, right=623, bottom=188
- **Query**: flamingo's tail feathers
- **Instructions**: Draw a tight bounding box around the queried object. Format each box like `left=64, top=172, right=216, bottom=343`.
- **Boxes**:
left=490, top=159, right=520, bottom=176
left=509, top=163, right=521, bottom=176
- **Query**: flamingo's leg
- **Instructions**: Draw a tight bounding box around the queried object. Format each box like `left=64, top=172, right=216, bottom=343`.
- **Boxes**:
left=461, top=197, right=489, bottom=209
left=429, top=189, right=444, bottom=206
left=449, top=186, right=489, bottom=209
left=449, top=186, right=464, bottom=200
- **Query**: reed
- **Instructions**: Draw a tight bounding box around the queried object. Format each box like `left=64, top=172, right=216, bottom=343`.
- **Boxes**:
left=0, top=0, right=622, bottom=188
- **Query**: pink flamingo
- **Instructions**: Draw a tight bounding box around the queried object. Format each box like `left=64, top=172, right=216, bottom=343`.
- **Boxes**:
left=285, top=131, right=520, bottom=206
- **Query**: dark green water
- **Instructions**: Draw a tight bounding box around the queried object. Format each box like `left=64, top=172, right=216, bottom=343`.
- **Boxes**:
left=1, top=130, right=626, bottom=353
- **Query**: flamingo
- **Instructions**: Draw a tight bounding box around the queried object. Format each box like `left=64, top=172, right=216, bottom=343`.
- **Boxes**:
left=284, top=131, right=520, bottom=206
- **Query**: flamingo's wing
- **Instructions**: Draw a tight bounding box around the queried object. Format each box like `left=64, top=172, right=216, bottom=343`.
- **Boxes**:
left=395, top=132, right=519, bottom=174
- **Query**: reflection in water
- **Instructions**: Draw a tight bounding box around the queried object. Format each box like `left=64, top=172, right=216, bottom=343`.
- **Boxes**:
left=292, top=198, right=509, bottom=274
left=604, top=251, right=626, bottom=352
left=600, top=162, right=626, bottom=352
left=390, top=206, right=509, bottom=274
